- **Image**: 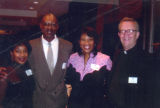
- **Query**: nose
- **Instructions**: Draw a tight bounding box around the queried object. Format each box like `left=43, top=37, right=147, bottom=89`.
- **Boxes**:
left=123, top=33, right=130, bottom=40
left=19, top=52, right=27, bottom=58
left=84, top=40, right=90, bottom=45
left=46, top=25, right=52, bottom=30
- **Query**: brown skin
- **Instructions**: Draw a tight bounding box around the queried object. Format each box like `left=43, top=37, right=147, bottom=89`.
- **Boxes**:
left=10, top=45, right=28, bottom=65
left=40, top=13, right=59, bottom=42
left=79, top=33, right=94, bottom=66
left=0, top=67, right=7, bottom=81
left=0, top=45, right=28, bottom=81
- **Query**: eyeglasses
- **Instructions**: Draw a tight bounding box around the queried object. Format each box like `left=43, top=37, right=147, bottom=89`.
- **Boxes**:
left=42, top=22, right=57, bottom=27
left=119, top=29, right=137, bottom=34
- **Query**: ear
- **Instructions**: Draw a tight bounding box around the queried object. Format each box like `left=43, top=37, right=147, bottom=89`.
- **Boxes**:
left=10, top=51, right=14, bottom=61
left=55, top=24, right=59, bottom=31
left=78, top=40, right=80, bottom=47
left=136, top=31, right=140, bottom=40
left=118, top=32, right=120, bottom=37
left=10, top=51, right=13, bottom=56
left=40, top=22, right=43, bottom=30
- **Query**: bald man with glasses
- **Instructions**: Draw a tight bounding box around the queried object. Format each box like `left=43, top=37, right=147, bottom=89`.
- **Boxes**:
left=109, top=17, right=151, bottom=108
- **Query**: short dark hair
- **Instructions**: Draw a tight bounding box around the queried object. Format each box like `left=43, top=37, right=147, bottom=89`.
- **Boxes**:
left=9, top=39, right=32, bottom=55
left=77, top=26, right=98, bottom=56
left=118, top=17, right=139, bottom=31
left=40, top=13, right=58, bottom=24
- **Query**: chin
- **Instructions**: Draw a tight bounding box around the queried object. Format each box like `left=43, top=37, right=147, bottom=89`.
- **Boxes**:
left=17, top=61, right=26, bottom=65
left=83, top=51, right=91, bottom=55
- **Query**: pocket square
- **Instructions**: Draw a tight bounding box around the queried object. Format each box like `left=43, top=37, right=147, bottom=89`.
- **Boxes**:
left=62, top=63, right=67, bottom=69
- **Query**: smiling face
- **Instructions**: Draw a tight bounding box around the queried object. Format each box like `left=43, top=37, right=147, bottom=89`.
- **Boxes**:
left=40, top=13, right=59, bottom=42
left=10, top=45, right=28, bottom=65
left=118, top=21, right=140, bottom=51
left=79, top=33, right=94, bottom=55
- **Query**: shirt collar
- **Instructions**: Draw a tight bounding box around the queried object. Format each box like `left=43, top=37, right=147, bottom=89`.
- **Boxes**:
left=122, top=45, right=137, bottom=55
left=42, top=34, right=57, bottom=45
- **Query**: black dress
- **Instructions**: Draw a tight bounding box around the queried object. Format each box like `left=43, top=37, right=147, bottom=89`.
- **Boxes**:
left=65, top=64, right=112, bottom=108
left=0, top=62, right=35, bottom=108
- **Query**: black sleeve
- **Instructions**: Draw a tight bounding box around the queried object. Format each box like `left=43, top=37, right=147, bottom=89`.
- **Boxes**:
left=64, top=64, right=80, bottom=84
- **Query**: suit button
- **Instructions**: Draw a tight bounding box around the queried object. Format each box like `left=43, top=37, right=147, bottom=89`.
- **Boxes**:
left=43, top=80, right=48, bottom=86
left=51, top=91, right=56, bottom=96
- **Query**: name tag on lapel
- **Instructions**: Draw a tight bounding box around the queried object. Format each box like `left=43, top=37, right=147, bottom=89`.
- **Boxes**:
left=91, top=64, right=100, bottom=71
left=25, top=69, right=33, bottom=76
left=62, top=62, right=67, bottom=69
left=128, top=77, right=138, bottom=84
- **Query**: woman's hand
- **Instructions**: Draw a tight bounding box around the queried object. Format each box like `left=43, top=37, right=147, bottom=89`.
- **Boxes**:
left=66, top=84, right=72, bottom=97
left=0, top=67, right=8, bottom=104
left=0, top=67, right=8, bottom=82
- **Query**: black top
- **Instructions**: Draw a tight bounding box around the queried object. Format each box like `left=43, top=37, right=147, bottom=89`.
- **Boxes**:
left=65, top=64, right=113, bottom=108
left=109, top=46, right=151, bottom=108
left=0, top=62, right=35, bottom=108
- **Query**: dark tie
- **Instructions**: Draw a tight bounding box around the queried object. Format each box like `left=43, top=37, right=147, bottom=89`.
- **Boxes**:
left=47, top=42, right=54, bottom=74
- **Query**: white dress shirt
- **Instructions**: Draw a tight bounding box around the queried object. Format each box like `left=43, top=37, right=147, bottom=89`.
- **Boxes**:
left=41, top=35, right=59, bottom=68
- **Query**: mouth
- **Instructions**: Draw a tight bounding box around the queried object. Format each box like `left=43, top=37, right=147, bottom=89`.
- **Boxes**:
left=46, top=31, right=52, bottom=35
left=18, top=58, right=27, bottom=63
left=47, top=30, right=52, bottom=34
left=123, top=38, right=130, bottom=41
left=84, top=45, right=90, bottom=50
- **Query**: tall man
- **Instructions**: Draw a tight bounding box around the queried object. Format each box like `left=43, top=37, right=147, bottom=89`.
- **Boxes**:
left=29, top=13, right=72, bottom=108
left=109, top=17, right=150, bottom=108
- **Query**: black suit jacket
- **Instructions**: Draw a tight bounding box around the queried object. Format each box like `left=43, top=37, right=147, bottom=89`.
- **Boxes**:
left=109, top=46, right=150, bottom=108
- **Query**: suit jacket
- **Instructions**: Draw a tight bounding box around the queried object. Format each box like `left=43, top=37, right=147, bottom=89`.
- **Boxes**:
left=29, top=37, right=72, bottom=108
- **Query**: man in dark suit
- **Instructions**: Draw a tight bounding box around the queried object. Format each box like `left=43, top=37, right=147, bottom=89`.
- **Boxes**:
left=29, top=13, right=72, bottom=108
left=109, top=17, right=150, bottom=108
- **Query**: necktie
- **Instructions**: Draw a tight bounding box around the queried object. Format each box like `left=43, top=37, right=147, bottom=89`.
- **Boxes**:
left=47, top=42, right=54, bottom=74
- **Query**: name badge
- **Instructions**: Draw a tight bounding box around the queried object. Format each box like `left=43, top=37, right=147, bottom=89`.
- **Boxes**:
left=128, top=77, right=138, bottom=84
left=25, top=69, right=33, bottom=76
left=91, top=64, right=100, bottom=71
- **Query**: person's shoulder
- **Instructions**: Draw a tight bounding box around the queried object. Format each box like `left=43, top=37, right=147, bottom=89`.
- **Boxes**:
left=137, top=49, right=152, bottom=59
left=59, top=38, right=72, bottom=46
left=29, top=37, right=41, bottom=45
left=70, top=52, right=79, bottom=57
left=97, top=52, right=111, bottom=59
left=69, top=52, right=79, bottom=59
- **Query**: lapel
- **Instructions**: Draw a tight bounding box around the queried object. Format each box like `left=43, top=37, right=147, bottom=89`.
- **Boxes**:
left=49, top=38, right=65, bottom=88
left=35, top=38, right=52, bottom=79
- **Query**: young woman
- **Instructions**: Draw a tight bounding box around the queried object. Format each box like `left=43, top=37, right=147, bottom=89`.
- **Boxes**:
left=65, top=27, right=113, bottom=108
left=0, top=40, right=35, bottom=108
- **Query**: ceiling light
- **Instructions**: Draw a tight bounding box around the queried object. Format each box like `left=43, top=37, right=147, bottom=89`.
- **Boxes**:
left=33, top=1, right=39, bottom=4
left=29, top=6, right=34, bottom=10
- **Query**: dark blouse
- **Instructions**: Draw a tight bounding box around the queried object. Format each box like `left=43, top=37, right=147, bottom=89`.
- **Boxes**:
left=0, top=62, right=35, bottom=108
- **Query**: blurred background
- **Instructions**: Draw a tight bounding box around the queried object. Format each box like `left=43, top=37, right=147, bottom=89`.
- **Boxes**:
left=0, top=0, right=159, bottom=65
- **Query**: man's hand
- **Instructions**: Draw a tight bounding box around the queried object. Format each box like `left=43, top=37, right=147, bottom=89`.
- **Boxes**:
left=66, top=84, right=72, bottom=97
